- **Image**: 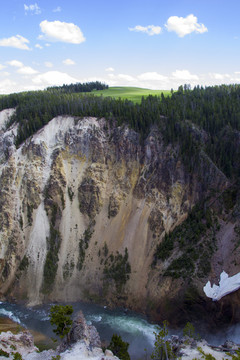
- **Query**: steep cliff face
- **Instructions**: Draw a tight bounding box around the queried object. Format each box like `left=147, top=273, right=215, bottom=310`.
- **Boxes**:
left=0, top=110, right=240, bottom=325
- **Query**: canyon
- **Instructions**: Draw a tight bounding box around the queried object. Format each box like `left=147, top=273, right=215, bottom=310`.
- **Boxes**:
left=0, top=109, right=240, bottom=326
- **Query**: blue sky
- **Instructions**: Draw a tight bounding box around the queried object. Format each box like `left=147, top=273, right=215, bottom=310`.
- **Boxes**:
left=0, top=0, right=240, bottom=93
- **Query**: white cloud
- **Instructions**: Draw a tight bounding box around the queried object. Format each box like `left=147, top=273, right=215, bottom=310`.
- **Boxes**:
left=210, top=73, right=230, bottom=80
left=138, top=72, right=168, bottom=81
left=0, top=79, right=17, bottom=94
left=0, top=64, right=6, bottom=70
left=24, top=3, right=41, bottom=15
left=7, top=60, right=24, bottom=67
left=172, top=69, right=199, bottom=80
left=105, top=67, right=115, bottom=72
left=165, top=14, right=208, bottom=37
left=118, top=74, right=135, bottom=82
left=35, top=43, right=43, bottom=49
left=17, top=66, right=38, bottom=75
left=0, top=72, right=10, bottom=77
left=7, top=60, right=38, bottom=75
left=44, top=61, right=53, bottom=68
left=45, top=43, right=51, bottom=47
left=32, top=71, right=78, bottom=86
left=53, top=6, right=61, bottom=12
left=129, top=25, right=162, bottom=36
left=62, top=58, right=75, bottom=66
left=0, top=35, right=30, bottom=50
left=39, top=20, right=86, bottom=44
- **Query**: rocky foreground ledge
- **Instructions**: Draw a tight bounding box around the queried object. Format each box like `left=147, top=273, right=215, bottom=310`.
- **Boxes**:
left=0, top=311, right=119, bottom=360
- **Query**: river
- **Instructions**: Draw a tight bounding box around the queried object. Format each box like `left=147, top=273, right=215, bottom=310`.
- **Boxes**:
left=0, top=301, right=158, bottom=359
left=0, top=301, right=240, bottom=359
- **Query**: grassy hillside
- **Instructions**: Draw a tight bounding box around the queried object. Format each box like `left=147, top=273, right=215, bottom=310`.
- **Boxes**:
left=91, top=86, right=172, bottom=103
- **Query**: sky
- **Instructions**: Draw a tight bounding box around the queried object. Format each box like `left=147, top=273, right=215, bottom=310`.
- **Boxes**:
left=0, top=0, right=240, bottom=94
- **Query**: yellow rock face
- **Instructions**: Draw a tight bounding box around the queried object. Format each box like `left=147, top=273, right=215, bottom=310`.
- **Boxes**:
left=0, top=115, right=232, bottom=323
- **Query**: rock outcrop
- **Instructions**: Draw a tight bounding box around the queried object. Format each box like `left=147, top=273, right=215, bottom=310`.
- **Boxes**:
left=58, top=311, right=101, bottom=353
left=0, top=312, right=118, bottom=360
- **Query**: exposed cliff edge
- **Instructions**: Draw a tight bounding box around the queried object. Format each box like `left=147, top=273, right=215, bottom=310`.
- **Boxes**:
left=0, top=110, right=240, bottom=326
left=0, top=311, right=119, bottom=360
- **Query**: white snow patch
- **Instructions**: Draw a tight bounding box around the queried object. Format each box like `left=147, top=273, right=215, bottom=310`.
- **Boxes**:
left=0, top=108, right=15, bottom=130
left=204, top=271, right=240, bottom=301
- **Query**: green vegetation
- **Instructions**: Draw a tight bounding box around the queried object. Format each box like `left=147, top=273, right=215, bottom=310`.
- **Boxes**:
left=77, top=226, right=94, bottom=271
left=67, top=187, right=74, bottom=202
left=47, top=81, right=108, bottom=94
left=1, top=82, right=240, bottom=179
left=103, top=242, right=109, bottom=257
left=103, top=248, right=131, bottom=292
left=90, top=86, right=171, bottom=103
left=42, top=226, right=61, bottom=293
left=18, top=255, right=29, bottom=271
left=12, top=353, right=22, bottom=360
left=183, top=322, right=200, bottom=340
left=151, top=321, right=175, bottom=360
left=42, top=197, right=62, bottom=293
left=153, top=204, right=217, bottom=279
left=62, top=258, right=75, bottom=280
left=196, top=346, right=240, bottom=360
left=222, top=188, right=237, bottom=211
left=108, top=334, right=130, bottom=360
left=0, top=349, right=9, bottom=357
left=50, top=305, right=73, bottom=339
left=27, top=203, right=33, bottom=226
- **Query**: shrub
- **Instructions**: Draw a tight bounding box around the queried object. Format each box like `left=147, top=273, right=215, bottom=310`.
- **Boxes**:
left=50, top=305, right=73, bottom=339
left=108, top=334, right=130, bottom=360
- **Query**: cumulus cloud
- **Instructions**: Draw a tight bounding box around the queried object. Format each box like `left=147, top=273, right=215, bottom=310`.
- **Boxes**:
left=63, top=58, right=75, bottom=66
left=44, top=61, right=53, bottom=68
left=35, top=43, right=43, bottom=49
left=138, top=72, right=168, bottom=81
left=7, top=60, right=38, bottom=75
left=39, top=20, right=86, bottom=44
left=118, top=74, right=135, bottom=82
left=210, top=73, right=230, bottom=80
left=105, top=67, right=115, bottom=72
left=0, top=64, right=6, bottom=71
left=53, top=6, right=61, bottom=12
left=0, top=79, right=17, bottom=94
left=172, top=69, right=199, bottom=80
left=7, top=60, right=24, bottom=68
left=17, top=66, right=38, bottom=75
left=129, top=25, right=162, bottom=36
left=32, top=71, right=78, bottom=86
left=0, top=72, right=10, bottom=77
left=165, top=14, right=208, bottom=37
left=24, top=3, right=41, bottom=15
left=0, top=35, right=30, bottom=50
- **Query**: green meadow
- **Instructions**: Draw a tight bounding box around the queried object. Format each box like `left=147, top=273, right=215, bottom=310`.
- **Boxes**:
left=91, top=86, right=172, bottom=103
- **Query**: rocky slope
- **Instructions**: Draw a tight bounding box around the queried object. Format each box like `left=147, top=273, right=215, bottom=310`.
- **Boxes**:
left=0, top=109, right=240, bottom=326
